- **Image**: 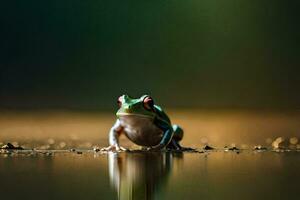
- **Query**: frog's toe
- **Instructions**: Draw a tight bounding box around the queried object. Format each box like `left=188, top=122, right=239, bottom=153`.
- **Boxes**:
left=100, top=146, right=114, bottom=151
left=101, top=145, right=122, bottom=152
left=101, top=145, right=128, bottom=152
left=117, top=146, right=128, bottom=152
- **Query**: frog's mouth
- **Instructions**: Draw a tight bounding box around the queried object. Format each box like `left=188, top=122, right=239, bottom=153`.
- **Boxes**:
left=117, top=112, right=154, bottom=119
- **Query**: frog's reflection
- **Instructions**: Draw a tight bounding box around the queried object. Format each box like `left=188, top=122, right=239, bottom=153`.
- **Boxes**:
left=108, top=152, right=182, bottom=200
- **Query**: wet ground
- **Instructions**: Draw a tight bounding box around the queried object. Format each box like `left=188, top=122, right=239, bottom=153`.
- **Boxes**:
left=0, top=110, right=300, bottom=199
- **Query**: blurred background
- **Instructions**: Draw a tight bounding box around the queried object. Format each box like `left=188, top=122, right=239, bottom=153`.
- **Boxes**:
left=0, top=0, right=299, bottom=148
left=1, top=0, right=299, bottom=109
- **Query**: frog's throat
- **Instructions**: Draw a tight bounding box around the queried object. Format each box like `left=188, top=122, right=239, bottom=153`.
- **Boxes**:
left=116, top=113, right=155, bottom=119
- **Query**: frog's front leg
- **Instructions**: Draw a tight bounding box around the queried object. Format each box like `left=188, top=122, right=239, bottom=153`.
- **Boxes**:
left=101, top=119, right=127, bottom=152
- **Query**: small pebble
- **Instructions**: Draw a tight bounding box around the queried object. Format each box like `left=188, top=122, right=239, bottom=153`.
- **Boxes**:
left=46, top=152, right=53, bottom=156
left=228, top=146, right=239, bottom=151
left=1, top=143, right=24, bottom=150
left=253, top=145, right=267, bottom=151
left=203, top=145, right=214, bottom=150
left=93, top=146, right=101, bottom=152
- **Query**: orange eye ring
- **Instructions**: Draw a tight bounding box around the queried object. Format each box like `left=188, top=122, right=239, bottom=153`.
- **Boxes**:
left=143, top=96, right=154, bottom=110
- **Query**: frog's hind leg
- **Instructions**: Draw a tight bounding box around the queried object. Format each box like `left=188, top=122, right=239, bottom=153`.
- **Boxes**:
left=172, top=125, right=184, bottom=142
left=166, top=125, right=183, bottom=150
left=167, top=125, right=195, bottom=151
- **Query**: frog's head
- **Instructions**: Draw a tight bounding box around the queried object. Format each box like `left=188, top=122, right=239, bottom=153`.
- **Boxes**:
left=116, top=95, right=156, bottom=118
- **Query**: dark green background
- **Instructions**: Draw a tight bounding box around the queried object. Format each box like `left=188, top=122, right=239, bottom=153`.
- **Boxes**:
left=0, top=0, right=299, bottom=109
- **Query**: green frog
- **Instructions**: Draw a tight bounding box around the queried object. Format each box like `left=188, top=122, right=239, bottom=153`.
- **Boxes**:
left=101, top=95, right=188, bottom=151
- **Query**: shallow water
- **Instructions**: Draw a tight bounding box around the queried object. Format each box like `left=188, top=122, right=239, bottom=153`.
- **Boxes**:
left=0, top=150, right=300, bottom=200
left=0, top=110, right=300, bottom=199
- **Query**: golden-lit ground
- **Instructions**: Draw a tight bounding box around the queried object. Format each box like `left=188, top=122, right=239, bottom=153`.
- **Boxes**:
left=0, top=109, right=300, bottom=150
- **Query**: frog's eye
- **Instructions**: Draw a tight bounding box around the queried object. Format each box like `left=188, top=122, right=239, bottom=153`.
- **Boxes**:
left=143, top=96, right=154, bottom=110
left=117, top=96, right=123, bottom=107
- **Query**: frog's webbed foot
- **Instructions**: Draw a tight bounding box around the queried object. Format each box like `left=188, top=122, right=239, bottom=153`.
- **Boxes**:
left=179, top=146, right=196, bottom=151
left=101, top=145, right=127, bottom=152
left=168, top=140, right=196, bottom=152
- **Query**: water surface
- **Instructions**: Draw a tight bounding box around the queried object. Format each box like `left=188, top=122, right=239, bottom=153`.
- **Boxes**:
left=0, top=151, right=299, bottom=200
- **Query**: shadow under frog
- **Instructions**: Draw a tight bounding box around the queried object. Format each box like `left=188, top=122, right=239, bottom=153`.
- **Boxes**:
left=108, top=151, right=183, bottom=200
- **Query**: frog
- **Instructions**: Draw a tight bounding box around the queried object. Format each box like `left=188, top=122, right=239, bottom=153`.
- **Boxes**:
left=101, top=94, right=190, bottom=152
